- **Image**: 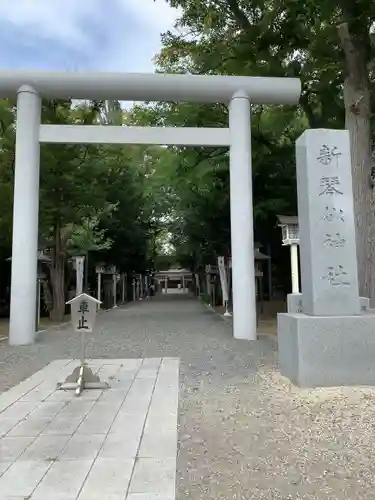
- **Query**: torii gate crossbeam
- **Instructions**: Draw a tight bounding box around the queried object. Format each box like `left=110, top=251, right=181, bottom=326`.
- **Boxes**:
left=1, top=70, right=301, bottom=345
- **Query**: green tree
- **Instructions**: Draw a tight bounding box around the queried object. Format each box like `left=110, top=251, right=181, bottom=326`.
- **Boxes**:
left=0, top=99, right=16, bottom=252
left=156, top=0, right=375, bottom=299
left=39, top=100, right=112, bottom=320
left=130, top=87, right=302, bottom=282
left=0, top=98, right=158, bottom=320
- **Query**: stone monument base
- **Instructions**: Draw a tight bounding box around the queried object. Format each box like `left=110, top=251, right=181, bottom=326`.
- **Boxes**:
left=286, top=293, right=370, bottom=314
left=278, top=312, right=375, bottom=387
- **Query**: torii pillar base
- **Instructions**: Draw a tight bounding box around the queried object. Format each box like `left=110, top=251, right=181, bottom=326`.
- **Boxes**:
left=57, top=364, right=109, bottom=396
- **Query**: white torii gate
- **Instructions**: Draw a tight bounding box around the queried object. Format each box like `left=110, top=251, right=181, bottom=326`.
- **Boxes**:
left=1, top=70, right=301, bottom=345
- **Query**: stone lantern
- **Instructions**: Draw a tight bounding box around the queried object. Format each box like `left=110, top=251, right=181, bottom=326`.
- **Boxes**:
left=277, top=215, right=300, bottom=293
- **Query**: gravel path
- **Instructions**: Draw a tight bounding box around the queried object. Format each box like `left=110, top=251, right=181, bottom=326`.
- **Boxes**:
left=1, top=294, right=375, bottom=499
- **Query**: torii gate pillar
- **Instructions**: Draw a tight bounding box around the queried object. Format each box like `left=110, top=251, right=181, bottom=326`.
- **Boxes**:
left=229, top=92, right=256, bottom=339
left=10, top=86, right=41, bottom=345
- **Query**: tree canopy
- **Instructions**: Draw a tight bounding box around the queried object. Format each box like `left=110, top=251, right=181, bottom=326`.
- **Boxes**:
left=130, top=0, right=375, bottom=297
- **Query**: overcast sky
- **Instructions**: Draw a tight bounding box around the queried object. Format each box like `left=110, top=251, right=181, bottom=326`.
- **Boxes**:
left=0, top=0, right=179, bottom=72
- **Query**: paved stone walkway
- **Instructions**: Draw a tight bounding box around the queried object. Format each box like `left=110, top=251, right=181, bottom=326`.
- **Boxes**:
left=0, top=357, right=178, bottom=500
left=2, top=295, right=375, bottom=499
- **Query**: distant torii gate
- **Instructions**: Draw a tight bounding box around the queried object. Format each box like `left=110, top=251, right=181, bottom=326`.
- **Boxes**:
left=1, top=70, right=301, bottom=345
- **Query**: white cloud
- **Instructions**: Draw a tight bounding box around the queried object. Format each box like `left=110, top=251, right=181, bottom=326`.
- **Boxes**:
left=0, top=0, right=102, bottom=50
left=122, top=0, right=180, bottom=31
left=0, top=0, right=180, bottom=72
left=102, top=0, right=180, bottom=72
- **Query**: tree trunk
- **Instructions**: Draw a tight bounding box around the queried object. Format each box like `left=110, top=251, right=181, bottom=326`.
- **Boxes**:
left=338, top=22, right=375, bottom=304
left=41, top=280, right=52, bottom=312
left=49, top=261, right=66, bottom=321
left=49, top=224, right=66, bottom=321
left=64, top=262, right=72, bottom=299
left=199, top=270, right=206, bottom=294
left=84, top=251, right=89, bottom=292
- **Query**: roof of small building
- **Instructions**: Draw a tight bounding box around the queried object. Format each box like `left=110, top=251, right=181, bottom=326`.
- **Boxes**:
left=254, top=249, right=270, bottom=260
left=277, top=214, right=298, bottom=226
left=157, top=268, right=191, bottom=274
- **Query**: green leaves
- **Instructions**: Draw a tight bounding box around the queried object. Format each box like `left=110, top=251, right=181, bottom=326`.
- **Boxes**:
left=0, top=97, right=166, bottom=280
left=0, top=99, right=15, bottom=250
left=66, top=205, right=117, bottom=257
left=128, top=0, right=347, bottom=269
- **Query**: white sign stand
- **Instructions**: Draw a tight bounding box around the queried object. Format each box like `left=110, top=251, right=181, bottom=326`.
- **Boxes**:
left=75, top=256, right=85, bottom=295
left=95, top=266, right=105, bottom=311
left=58, top=293, right=109, bottom=396
left=112, top=273, right=118, bottom=308
left=218, top=256, right=232, bottom=317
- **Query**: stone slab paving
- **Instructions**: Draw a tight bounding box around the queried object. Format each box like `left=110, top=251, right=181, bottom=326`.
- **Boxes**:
left=2, top=295, right=375, bottom=499
left=0, top=357, right=178, bottom=500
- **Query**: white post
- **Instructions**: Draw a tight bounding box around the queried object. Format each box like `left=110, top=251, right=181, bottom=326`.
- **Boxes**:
left=122, top=273, right=126, bottom=302
left=290, top=244, right=300, bottom=293
left=75, top=256, right=85, bottom=296
left=113, top=273, right=118, bottom=308
left=267, top=243, right=273, bottom=299
left=229, top=91, right=257, bottom=340
left=37, top=278, right=41, bottom=327
left=97, top=272, right=102, bottom=302
left=97, top=272, right=102, bottom=311
left=206, top=267, right=211, bottom=296
left=9, top=86, right=41, bottom=345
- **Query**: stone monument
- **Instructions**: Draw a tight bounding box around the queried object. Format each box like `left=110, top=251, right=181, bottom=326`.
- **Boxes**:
left=278, top=129, right=375, bottom=387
